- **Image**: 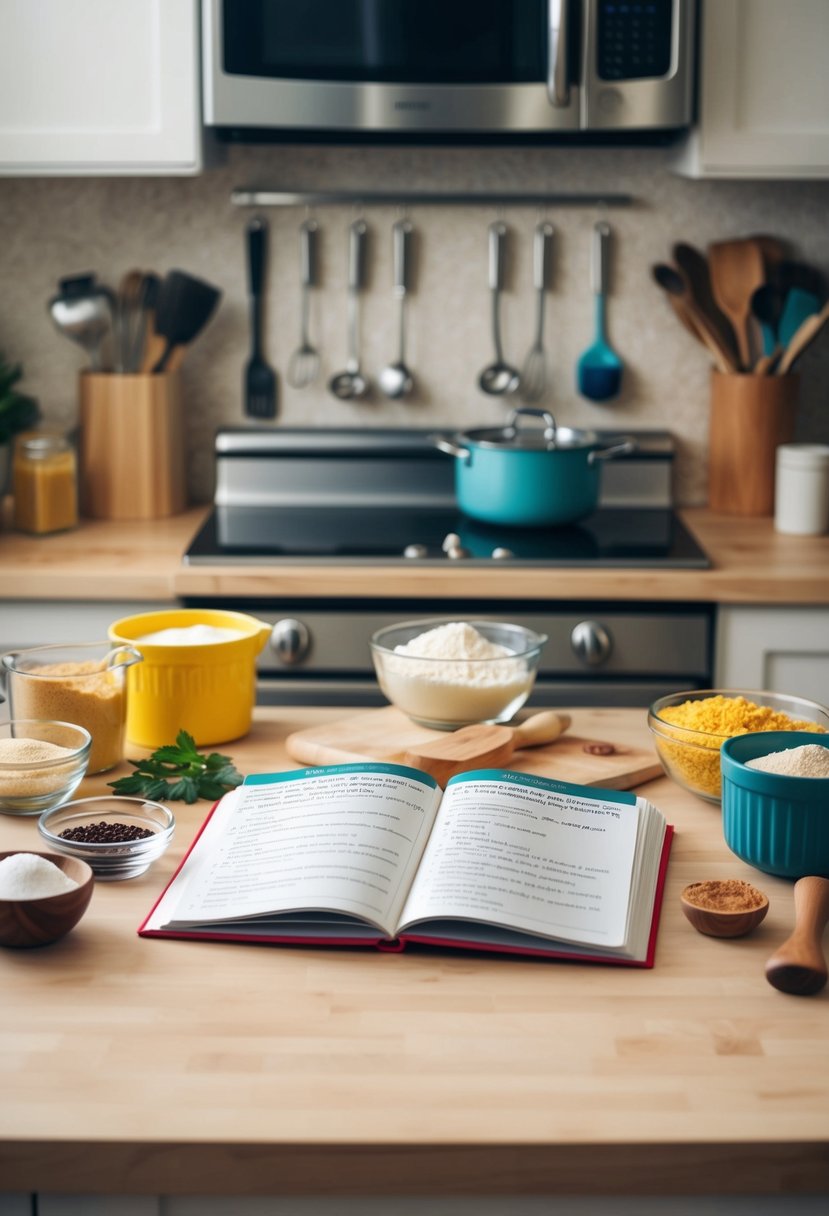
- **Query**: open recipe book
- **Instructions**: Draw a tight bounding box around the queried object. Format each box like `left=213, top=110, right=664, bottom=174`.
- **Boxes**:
left=141, top=763, right=673, bottom=966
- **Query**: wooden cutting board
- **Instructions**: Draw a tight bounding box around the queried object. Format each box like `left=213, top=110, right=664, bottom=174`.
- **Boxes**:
left=284, top=706, right=663, bottom=790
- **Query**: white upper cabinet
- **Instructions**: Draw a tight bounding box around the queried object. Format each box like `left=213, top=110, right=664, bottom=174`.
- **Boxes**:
left=0, top=0, right=202, bottom=175
left=673, top=0, right=829, bottom=178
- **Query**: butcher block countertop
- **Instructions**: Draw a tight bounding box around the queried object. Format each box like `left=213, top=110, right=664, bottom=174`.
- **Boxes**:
left=1, top=504, right=828, bottom=604
left=1, top=706, right=828, bottom=1200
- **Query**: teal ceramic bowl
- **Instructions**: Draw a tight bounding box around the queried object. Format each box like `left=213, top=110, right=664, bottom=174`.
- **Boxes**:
left=721, top=732, right=829, bottom=879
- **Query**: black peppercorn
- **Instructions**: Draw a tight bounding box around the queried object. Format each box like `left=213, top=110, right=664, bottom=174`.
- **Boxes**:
left=59, top=821, right=154, bottom=844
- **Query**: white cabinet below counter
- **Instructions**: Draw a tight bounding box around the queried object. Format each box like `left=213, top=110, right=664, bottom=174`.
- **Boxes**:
left=715, top=606, right=829, bottom=703
left=0, top=0, right=202, bottom=176
left=672, top=0, right=829, bottom=179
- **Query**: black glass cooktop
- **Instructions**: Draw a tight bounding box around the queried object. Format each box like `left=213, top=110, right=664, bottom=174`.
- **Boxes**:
left=184, top=506, right=710, bottom=569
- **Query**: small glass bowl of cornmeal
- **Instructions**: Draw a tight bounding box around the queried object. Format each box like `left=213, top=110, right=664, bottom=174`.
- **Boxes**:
left=0, top=720, right=91, bottom=817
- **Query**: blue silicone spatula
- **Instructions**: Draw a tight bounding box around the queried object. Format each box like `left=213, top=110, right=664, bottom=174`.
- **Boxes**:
left=577, top=221, right=623, bottom=402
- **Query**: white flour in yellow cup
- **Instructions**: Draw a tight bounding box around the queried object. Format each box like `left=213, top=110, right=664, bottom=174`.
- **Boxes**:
left=108, top=609, right=271, bottom=748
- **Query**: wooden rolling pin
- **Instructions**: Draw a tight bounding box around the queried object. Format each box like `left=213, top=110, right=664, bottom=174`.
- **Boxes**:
left=402, top=711, right=571, bottom=785
left=765, top=875, right=829, bottom=996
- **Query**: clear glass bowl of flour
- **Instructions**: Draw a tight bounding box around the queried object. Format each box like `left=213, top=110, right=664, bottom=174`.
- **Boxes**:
left=370, top=618, right=548, bottom=730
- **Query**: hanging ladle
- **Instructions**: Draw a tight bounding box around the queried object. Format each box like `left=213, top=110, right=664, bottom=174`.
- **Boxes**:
left=379, top=219, right=415, bottom=399
left=328, top=220, right=370, bottom=401
left=478, top=222, right=521, bottom=396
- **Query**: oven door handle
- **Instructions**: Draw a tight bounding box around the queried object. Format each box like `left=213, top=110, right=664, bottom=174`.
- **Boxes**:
left=547, top=0, right=572, bottom=109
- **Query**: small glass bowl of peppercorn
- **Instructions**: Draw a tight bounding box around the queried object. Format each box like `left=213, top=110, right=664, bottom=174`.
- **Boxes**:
left=37, top=796, right=174, bottom=881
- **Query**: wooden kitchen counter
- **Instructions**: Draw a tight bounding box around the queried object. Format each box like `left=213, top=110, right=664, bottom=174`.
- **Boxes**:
left=1, top=504, right=828, bottom=605
left=1, top=707, right=827, bottom=1199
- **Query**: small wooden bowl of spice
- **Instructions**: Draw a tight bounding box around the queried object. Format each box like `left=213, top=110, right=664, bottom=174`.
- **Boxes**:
left=0, top=851, right=94, bottom=948
left=680, top=878, right=769, bottom=938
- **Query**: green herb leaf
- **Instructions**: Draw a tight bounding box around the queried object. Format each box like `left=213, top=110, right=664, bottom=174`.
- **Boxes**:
left=108, top=734, right=244, bottom=803
left=167, top=776, right=201, bottom=804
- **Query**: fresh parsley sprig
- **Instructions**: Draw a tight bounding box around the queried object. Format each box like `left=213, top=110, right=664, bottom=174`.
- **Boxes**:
left=108, top=730, right=244, bottom=804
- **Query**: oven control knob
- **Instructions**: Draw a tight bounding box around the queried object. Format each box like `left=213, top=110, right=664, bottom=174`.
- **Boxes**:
left=270, top=618, right=311, bottom=666
left=570, top=620, right=613, bottom=667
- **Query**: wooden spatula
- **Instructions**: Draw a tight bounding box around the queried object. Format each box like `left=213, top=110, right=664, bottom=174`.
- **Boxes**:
left=708, top=237, right=767, bottom=370
left=765, top=876, right=829, bottom=996
left=402, top=711, right=571, bottom=785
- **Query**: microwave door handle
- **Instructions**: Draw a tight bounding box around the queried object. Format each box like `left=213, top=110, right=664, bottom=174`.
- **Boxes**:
left=547, top=0, right=571, bottom=108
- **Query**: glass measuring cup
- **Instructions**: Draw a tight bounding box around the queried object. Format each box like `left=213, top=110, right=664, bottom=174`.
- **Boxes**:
left=1, top=642, right=143, bottom=774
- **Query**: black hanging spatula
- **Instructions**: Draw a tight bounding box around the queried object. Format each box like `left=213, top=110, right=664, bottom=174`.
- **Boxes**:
left=244, top=216, right=278, bottom=419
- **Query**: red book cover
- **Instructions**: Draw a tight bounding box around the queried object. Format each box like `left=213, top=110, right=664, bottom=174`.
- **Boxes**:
left=139, top=767, right=673, bottom=969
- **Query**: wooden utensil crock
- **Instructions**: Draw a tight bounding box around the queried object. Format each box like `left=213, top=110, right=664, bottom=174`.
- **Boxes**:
left=708, top=370, right=799, bottom=516
left=79, top=371, right=186, bottom=520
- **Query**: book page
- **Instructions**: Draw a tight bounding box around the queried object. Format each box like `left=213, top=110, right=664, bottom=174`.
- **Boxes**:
left=398, top=770, right=641, bottom=949
left=153, top=763, right=442, bottom=938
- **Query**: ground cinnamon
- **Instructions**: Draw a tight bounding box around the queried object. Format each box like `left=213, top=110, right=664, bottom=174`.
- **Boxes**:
left=683, top=879, right=766, bottom=912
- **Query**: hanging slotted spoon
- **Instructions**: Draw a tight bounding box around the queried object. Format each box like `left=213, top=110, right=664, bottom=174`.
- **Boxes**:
left=520, top=221, right=554, bottom=403
left=242, top=216, right=277, bottom=417
left=287, top=219, right=320, bottom=389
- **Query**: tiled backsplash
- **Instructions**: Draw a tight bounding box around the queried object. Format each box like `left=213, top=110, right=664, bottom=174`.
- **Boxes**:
left=1, top=142, right=828, bottom=506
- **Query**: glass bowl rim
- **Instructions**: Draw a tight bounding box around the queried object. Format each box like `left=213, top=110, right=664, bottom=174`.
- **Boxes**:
left=38, top=795, right=175, bottom=852
left=1, top=641, right=142, bottom=678
left=0, top=719, right=92, bottom=770
left=648, top=688, right=829, bottom=747
left=370, top=617, right=549, bottom=660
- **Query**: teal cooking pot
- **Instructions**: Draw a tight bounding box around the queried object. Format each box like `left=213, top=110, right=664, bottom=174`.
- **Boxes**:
left=434, top=408, right=635, bottom=527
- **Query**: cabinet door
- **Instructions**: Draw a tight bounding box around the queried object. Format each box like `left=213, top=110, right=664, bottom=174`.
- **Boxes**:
left=0, top=0, right=201, bottom=175
left=673, top=0, right=829, bottom=179
left=715, top=606, right=829, bottom=704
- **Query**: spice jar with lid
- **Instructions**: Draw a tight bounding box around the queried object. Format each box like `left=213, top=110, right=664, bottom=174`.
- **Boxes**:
left=774, top=443, right=829, bottom=536
left=12, top=432, right=78, bottom=535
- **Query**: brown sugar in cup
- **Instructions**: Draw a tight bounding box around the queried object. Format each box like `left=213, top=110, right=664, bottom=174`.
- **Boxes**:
left=680, top=879, right=769, bottom=939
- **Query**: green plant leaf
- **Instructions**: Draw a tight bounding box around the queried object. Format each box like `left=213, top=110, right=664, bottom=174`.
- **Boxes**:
left=107, top=733, right=244, bottom=802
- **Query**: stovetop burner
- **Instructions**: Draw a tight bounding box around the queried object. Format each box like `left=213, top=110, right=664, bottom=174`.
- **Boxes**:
left=184, top=505, right=710, bottom=569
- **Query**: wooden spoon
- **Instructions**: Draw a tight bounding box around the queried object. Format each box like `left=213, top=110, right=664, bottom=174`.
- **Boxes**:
left=707, top=237, right=768, bottom=370
left=765, top=876, right=829, bottom=996
left=672, top=242, right=739, bottom=366
left=402, top=711, right=571, bottom=786
left=651, top=263, right=738, bottom=373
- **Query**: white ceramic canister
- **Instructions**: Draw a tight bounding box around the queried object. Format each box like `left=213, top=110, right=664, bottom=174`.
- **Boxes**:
left=774, top=444, right=829, bottom=536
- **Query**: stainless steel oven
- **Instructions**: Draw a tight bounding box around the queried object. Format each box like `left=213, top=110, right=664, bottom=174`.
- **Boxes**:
left=182, top=428, right=714, bottom=708
left=203, top=0, right=697, bottom=141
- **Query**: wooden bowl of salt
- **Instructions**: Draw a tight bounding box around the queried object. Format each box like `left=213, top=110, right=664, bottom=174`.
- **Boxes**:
left=0, top=851, right=94, bottom=948
left=680, top=878, right=769, bottom=939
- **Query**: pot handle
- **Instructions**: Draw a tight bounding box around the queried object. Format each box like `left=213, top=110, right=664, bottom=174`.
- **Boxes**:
left=431, top=434, right=471, bottom=464
left=505, top=407, right=557, bottom=441
left=588, top=437, right=636, bottom=465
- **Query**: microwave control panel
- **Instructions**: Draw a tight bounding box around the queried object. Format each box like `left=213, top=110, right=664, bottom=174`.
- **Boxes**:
left=597, top=0, right=673, bottom=81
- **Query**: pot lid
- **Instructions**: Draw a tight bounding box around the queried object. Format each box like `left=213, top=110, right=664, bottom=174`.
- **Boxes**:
left=460, top=408, right=601, bottom=452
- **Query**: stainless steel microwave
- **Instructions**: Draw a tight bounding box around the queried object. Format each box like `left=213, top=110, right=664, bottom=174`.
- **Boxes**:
left=202, top=0, right=697, bottom=142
